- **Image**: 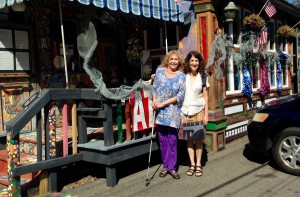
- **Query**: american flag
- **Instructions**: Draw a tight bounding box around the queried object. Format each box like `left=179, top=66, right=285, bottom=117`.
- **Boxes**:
left=257, top=27, right=268, bottom=45
left=264, top=1, right=277, bottom=18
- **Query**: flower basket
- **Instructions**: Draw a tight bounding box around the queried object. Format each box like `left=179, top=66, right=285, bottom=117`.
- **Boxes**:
left=277, top=25, right=297, bottom=38
left=243, top=14, right=266, bottom=32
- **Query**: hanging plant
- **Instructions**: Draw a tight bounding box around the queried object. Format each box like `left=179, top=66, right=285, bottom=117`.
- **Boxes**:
left=243, top=13, right=266, bottom=32
left=277, top=25, right=297, bottom=38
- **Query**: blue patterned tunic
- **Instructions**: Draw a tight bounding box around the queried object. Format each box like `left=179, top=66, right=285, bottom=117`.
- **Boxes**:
left=152, top=68, right=186, bottom=129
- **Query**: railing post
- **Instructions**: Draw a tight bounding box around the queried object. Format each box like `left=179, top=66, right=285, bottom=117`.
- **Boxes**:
left=77, top=102, right=87, bottom=144
left=117, top=102, right=123, bottom=143
left=72, top=100, right=78, bottom=154
left=125, top=101, right=132, bottom=141
left=62, top=101, right=68, bottom=156
left=37, top=110, right=43, bottom=162
left=46, top=101, right=57, bottom=192
left=7, top=132, right=21, bottom=197
left=103, top=102, right=114, bottom=146
left=48, top=168, right=57, bottom=192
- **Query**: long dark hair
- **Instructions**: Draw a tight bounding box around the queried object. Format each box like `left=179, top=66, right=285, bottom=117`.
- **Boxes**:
left=184, top=51, right=205, bottom=77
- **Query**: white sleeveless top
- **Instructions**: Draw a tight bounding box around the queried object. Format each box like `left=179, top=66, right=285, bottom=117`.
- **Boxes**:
left=181, top=73, right=209, bottom=116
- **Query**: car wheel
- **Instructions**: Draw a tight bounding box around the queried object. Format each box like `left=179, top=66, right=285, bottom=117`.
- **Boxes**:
left=272, top=127, right=300, bottom=176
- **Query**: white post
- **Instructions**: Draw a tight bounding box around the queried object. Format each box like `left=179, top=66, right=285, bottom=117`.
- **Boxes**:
left=164, top=22, right=168, bottom=54
left=297, top=28, right=300, bottom=93
left=58, top=0, right=69, bottom=89
left=228, top=22, right=234, bottom=91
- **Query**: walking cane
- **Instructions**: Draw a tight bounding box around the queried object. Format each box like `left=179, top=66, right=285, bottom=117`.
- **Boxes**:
left=145, top=111, right=155, bottom=187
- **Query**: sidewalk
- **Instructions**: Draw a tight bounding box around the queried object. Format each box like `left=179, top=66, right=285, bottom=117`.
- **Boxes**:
left=7, top=136, right=248, bottom=197
left=52, top=136, right=249, bottom=197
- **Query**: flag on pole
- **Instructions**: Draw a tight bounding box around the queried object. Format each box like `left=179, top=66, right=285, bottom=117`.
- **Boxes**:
left=257, top=27, right=268, bottom=45
left=264, top=1, right=277, bottom=18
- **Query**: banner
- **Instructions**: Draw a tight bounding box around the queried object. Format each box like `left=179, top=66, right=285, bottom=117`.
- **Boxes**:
left=129, top=90, right=154, bottom=132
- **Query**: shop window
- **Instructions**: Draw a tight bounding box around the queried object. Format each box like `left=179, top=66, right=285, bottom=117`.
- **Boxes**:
left=0, top=28, right=30, bottom=72
left=0, top=6, right=9, bottom=21
left=226, top=58, right=261, bottom=94
left=226, top=58, right=242, bottom=93
left=151, top=56, right=163, bottom=74
left=267, top=21, right=275, bottom=51
left=277, top=22, right=288, bottom=52
left=146, top=25, right=179, bottom=50
left=279, top=54, right=289, bottom=87
left=233, top=63, right=242, bottom=91
left=146, top=27, right=161, bottom=49
left=250, top=59, right=260, bottom=90
left=268, top=62, right=277, bottom=88
left=162, top=26, right=178, bottom=47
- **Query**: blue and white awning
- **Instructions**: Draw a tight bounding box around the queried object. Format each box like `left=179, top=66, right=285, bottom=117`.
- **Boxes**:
left=0, top=0, right=184, bottom=22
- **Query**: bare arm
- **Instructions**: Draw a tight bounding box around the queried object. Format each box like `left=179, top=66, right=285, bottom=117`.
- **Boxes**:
left=203, top=88, right=209, bottom=125
left=152, top=94, right=177, bottom=111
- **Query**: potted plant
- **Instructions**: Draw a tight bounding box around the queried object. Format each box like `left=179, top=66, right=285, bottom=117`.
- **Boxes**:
left=277, top=25, right=297, bottom=38
left=243, top=13, right=266, bottom=32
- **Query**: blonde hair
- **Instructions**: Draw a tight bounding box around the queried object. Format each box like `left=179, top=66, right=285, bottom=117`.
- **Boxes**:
left=158, top=50, right=183, bottom=72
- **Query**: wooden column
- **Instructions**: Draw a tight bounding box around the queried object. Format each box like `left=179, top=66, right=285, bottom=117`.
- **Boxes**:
left=194, top=0, right=227, bottom=152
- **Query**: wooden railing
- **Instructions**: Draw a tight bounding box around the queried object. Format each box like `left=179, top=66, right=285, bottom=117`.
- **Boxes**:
left=5, top=88, right=153, bottom=196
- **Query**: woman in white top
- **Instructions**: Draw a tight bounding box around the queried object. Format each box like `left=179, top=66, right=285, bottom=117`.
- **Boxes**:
left=179, top=51, right=209, bottom=177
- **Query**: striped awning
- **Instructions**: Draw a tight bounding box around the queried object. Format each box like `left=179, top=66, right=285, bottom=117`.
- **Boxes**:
left=0, top=0, right=184, bottom=22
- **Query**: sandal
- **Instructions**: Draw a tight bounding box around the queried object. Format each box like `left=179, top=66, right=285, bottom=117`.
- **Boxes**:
left=195, top=166, right=203, bottom=177
left=159, top=168, right=168, bottom=178
left=186, top=165, right=195, bottom=176
left=170, top=171, right=180, bottom=179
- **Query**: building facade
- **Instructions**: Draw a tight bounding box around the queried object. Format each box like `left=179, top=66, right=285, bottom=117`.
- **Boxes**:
left=0, top=0, right=299, bottom=143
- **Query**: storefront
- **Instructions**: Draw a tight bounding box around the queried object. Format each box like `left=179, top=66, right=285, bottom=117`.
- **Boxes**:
left=0, top=0, right=191, bottom=134
left=0, top=0, right=300, bottom=143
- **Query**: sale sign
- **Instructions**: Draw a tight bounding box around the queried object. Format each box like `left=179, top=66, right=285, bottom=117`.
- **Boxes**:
left=129, top=90, right=154, bottom=132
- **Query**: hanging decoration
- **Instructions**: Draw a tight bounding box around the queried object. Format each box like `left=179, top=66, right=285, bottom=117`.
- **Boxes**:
left=232, top=33, right=257, bottom=107
left=77, top=22, right=151, bottom=100
left=276, top=61, right=283, bottom=92
left=205, top=28, right=232, bottom=80
left=258, top=57, right=270, bottom=97
left=242, top=66, right=253, bottom=102
left=277, top=25, right=297, bottom=38
left=276, top=50, right=291, bottom=92
left=242, top=13, right=266, bottom=32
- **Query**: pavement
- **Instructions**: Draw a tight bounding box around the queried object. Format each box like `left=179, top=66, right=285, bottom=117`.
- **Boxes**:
left=49, top=136, right=250, bottom=197
left=0, top=136, right=252, bottom=197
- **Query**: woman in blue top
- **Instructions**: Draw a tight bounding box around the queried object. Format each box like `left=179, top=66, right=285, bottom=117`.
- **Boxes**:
left=152, top=50, right=186, bottom=179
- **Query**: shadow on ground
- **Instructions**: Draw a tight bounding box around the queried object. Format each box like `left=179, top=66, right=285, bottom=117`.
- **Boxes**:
left=56, top=139, right=210, bottom=191
left=56, top=149, right=163, bottom=191
left=242, top=143, right=280, bottom=172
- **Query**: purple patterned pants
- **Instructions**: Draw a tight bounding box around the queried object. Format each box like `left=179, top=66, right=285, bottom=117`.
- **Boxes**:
left=157, top=124, right=178, bottom=172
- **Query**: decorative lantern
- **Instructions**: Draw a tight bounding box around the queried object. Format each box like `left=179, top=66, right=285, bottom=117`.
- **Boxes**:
left=11, top=2, right=26, bottom=12
left=224, top=2, right=238, bottom=23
